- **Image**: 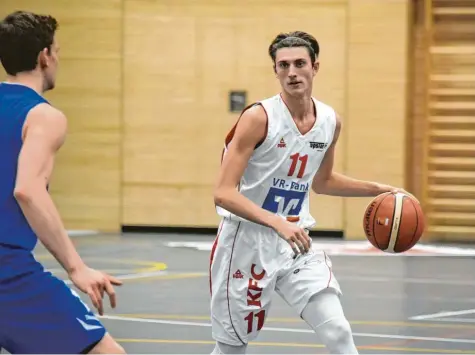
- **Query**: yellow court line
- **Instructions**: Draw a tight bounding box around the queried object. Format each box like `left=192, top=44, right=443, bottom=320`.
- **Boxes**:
left=358, top=345, right=475, bottom=354
left=113, top=313, right=475, bottom=330
left=115, top=338, right=475, bottom=353
left=34, top=255, right=167, bottom=273
left=123, top=273, right=207, bottom=283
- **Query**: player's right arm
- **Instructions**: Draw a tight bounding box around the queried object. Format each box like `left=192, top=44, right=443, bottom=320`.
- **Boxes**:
left=14, top=103, right=121, bottom=315
left=214, top=105, right=310, bottom=254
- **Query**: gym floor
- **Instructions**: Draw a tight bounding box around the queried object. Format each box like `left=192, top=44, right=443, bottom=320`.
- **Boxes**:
left=36, top=232, right=475, bottom=354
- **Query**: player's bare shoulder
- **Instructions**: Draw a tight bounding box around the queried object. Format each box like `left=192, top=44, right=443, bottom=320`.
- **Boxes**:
left=332, top=110, right=343, bottom=144
left=231, top=103, right=268, bottom=149
left=316, top=98, right=342, bottom=145
left=23, top=103, right=68, bottom=149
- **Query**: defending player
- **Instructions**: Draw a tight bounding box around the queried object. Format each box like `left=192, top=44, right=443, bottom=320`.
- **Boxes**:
left=210, top=31, right=406, bottom=354
left=0, top=11, right=125, bottom=354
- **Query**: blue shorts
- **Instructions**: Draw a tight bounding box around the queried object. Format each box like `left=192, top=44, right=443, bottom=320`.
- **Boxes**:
left=0, top=249, right=106, bottom=354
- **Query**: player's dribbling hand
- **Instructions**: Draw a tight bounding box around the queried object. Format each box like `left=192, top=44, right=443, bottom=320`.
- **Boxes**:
left=272, top=218, right=311, bottom=256
left=68, top=266, right=123, bottom=315
left=379, top=184, right=419, bottom=204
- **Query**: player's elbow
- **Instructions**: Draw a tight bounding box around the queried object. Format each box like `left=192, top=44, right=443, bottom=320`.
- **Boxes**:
left=213, top=189, right=225, bottom=207
left=311, top=172, right=334, bottom=194
left=13, top=181, right=42, bottom=204
left=13, top=185, right=34, bottom=203
left=213, top=187, right=230, bottom=208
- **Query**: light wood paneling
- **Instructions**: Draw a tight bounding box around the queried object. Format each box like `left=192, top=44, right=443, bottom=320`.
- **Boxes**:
left=122, top=0, right=347, bottom=229
left=0, top=1, right=122, bottom=232
left=424, top=0, right=475, bottom=241
left=1, top=1, right=414, bottom=238
left=345, top=0, right=410, bottom=239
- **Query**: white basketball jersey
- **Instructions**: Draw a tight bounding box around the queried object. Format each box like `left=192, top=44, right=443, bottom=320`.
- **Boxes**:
left=217, top=94, right=337, bottom=229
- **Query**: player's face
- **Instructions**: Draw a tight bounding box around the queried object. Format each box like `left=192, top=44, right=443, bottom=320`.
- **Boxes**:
left=274, top=47, right=318, bottom=97
left=40, top=37, right=60, bottom=91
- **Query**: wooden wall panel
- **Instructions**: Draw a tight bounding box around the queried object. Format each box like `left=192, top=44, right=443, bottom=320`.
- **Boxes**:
left=423, top=0, right=475, bottom=241
left=1, top=0, right=412, bottom=238
left=122, top=0, right=347, bottom=229
left=345, top=0, right=410, bottom=239
left=0, top=1, right=122, bottom=232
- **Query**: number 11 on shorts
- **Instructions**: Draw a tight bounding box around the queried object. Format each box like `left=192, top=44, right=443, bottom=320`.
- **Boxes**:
left=244, top=310, right=265, bottom=334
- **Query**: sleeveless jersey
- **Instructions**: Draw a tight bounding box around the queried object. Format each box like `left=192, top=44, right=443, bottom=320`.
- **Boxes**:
left=217, top=93, right=337, bottom=229
left=0, top=82, right=49, bottom=252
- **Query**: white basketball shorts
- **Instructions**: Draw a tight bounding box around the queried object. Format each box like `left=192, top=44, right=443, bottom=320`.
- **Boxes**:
left=209, top=217, right=342, bottom=346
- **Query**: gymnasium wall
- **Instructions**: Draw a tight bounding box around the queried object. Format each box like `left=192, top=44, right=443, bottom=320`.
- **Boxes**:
left=0, top=0, right=410, bottom=239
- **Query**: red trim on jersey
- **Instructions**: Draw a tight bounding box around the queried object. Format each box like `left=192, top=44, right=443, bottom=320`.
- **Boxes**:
left=223, top=102, right=269, bottom=153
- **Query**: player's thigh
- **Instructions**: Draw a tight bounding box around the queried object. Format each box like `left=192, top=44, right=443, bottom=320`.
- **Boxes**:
left=210, top=220, right=277, bottom=345
left=87, top=332, right=125, bottom=354
left=1, top=271, right=109, bottom=354
left=275, top=250, right=342, bottom=316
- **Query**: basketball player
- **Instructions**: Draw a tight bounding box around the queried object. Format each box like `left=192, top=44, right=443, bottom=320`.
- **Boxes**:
left=210, top=31, right=407, bottom=354
left=0, top=11, right=125, bottom=354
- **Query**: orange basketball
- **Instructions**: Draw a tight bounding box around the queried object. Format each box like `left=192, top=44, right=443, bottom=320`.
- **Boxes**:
left=363, top=192, right=425, bottom=253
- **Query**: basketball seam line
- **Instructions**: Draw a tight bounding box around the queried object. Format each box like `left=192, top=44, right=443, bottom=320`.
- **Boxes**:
left=407, top=198, right=420, bottom=249
left=372, top=193, right=392, bottom=250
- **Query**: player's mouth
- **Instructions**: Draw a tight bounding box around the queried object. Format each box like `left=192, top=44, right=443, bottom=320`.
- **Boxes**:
left=289, top=81, right=302, bottom=87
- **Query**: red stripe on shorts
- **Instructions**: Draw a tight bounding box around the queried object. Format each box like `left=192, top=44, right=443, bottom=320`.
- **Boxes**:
left=323, top=251, right=332, bottom=288
left=209, top=219, right=225, bottom=295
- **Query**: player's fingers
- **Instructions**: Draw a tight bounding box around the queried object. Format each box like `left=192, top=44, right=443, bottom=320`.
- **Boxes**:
left=294, top=232, right=308, bottom=254
left=104, top=280, right=117, bottom=309
left=97, top=281, right=105, bottom=299
left=305, top=231, right=312, bottom=251
left=87, top=288, right=100, bottom=314
left=287, top=237, right=300, bottom=256
left=107, top=274, right=123, bottom=286
left=305, top=231, right=312, bottom=248
left=93, top=286, right=104, bottom=315
left=297, top=230, right=310, bottom=253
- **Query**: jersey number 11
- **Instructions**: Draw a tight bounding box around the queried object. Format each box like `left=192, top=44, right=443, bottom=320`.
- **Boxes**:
left=288, top=153, right=308, bottom=178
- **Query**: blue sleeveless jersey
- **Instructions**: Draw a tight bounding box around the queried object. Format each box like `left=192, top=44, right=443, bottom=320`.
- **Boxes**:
left=0, top=82, right=48, bottom=252
left=0, top=83, right=107, bottom=354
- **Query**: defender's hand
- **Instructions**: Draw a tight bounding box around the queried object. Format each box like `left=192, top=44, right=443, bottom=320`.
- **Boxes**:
left=68, top=266, right=122, bottom=315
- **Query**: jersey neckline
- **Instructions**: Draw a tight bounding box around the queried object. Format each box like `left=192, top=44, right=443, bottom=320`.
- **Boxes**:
left=278, top=93, right=321, bottom=137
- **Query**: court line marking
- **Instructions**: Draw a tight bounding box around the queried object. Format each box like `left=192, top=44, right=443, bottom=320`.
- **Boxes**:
left=410, top=309, right=475, bottom=320
left=118, top=272, right=207, bottom=283
left=114, top=313, right=475, bottom=330
left=338, top=275, right=475, bottom=286
left=35, top=255, right=167, bottom=273
left=427, top=318, right=475, bottom=324
left=46, top=268, right=140, bottom=274
left=99, top=315, right=475, bottom=344
left=114, top=338, right=474, bottom=353
left=62, top=271, right=205, bottom=285
left=62, top=270, right=168, bottom=285
left=164, top=240, right=475, bottom=256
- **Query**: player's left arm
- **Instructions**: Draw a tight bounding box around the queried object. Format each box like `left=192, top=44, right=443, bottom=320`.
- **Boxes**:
left=311, top=113, right=401, bottom=197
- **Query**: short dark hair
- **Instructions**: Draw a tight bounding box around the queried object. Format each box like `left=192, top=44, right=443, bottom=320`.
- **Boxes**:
left=0, top=11, right=58, bottom=75
left=268, top=31, right=320, bottom=64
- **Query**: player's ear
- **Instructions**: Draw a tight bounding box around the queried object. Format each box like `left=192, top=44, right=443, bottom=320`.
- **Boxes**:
left=38, top=47, right=50, bottom=69
left=313, top=60, right=319, bottom=75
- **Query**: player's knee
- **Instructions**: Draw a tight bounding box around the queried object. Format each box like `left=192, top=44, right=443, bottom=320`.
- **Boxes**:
left=317, top=317, right=358, bottom=354
left=323, top=317, right=353, bottom=344
left=87, top=333, right=126, bottom=354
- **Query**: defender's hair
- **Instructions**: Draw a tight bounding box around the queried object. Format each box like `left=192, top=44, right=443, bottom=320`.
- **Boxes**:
left=0, top=11, right=58, bottom=75
left=268, top=31, right=320, bottom=64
